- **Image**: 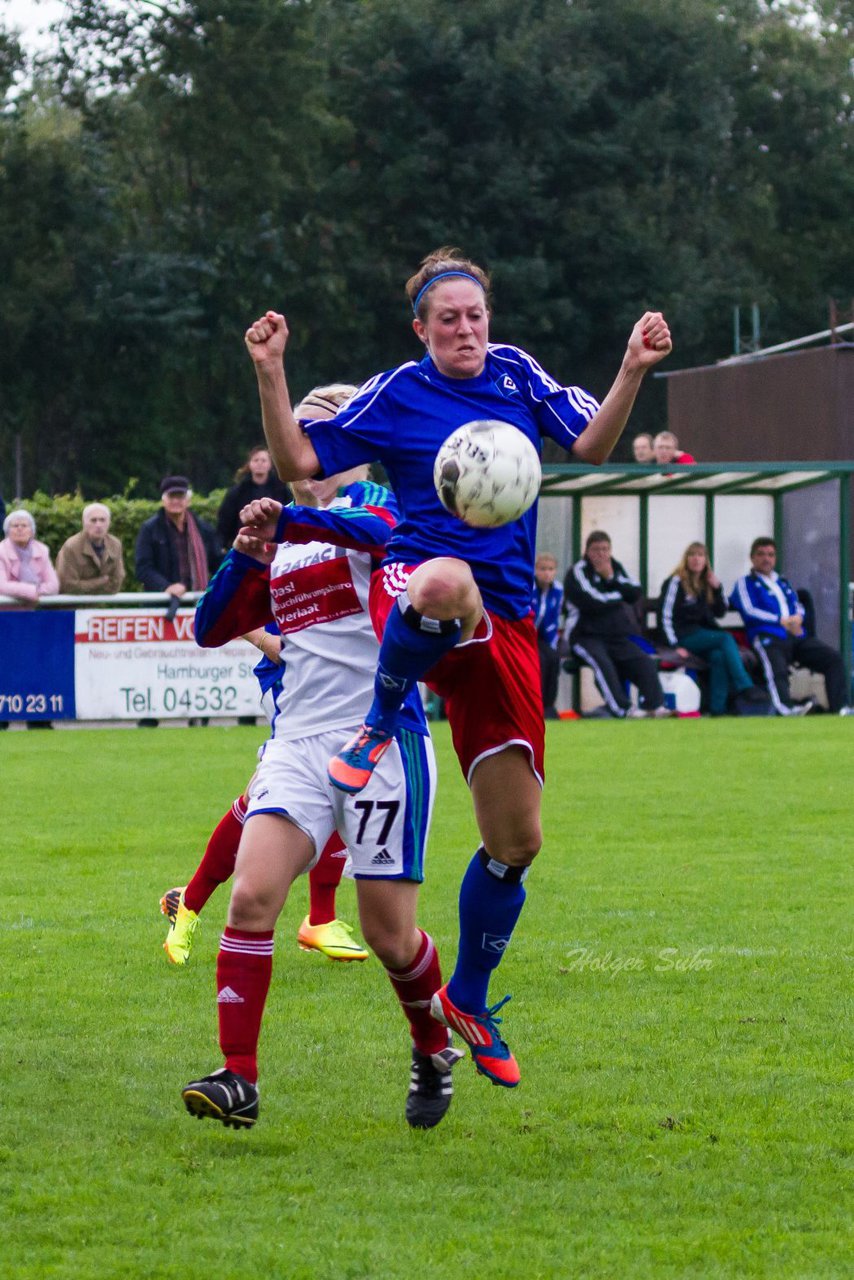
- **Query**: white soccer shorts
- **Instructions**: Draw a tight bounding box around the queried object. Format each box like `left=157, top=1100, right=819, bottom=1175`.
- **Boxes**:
left=245, top=726, right=436, bottom=881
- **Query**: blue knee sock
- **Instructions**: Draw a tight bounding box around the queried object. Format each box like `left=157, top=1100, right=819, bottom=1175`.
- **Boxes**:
left=447, top=848, right=528, bottom=1014
left=365, top=592, right=461, bottom=735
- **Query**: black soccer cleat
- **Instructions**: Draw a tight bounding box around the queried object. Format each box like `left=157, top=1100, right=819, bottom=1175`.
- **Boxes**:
left=181, top=1067, right=258, bottom=1130
left=405, top=1044, right=465, bottom=1130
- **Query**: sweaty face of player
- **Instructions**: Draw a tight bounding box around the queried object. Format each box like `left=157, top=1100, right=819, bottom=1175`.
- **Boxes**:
left=292, top=402, right=369, bottom=508
left=413, top=279, right=489, bottom=379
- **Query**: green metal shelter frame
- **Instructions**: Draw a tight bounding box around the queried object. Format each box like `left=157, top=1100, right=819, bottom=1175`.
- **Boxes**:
left=539, top=461, right=854, bottom=690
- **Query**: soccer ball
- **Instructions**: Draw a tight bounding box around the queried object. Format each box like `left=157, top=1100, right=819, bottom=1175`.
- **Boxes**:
left=433, top=420, right=542, bottom=528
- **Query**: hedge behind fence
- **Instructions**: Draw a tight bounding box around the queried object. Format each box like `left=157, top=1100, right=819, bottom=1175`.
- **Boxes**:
left=17, top=490, right=227, bottom=593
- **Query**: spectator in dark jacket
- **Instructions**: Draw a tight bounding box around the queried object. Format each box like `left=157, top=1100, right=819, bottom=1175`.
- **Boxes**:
left=659, top=542, right=758, bottom=716
left=564, top=530, right=667, bottom=718
left=135, top=476, right=221, bottom=598
left=216, top=446, right=292, bottom=550
left=532, top=551, right=563, bottom=719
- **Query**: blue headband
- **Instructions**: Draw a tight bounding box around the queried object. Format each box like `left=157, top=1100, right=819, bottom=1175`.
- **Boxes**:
left=412, top=271, right=485, bottom=315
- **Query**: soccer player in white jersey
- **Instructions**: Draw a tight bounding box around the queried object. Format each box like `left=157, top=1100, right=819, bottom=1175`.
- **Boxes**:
left=180, top=390, right=461, bottom=1132
left=242, top=247, right=672, bottom=1090
left=161, top=392, right=368, bottom=968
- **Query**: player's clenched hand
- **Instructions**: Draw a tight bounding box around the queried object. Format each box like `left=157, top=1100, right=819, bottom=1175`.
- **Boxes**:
left=245, top=311, right=288, bottom=364
left=233, top=531, right=276, bottom=565
left=627, top=311, right=672, bottom=368
left=239, top=497, right=282, bottom=544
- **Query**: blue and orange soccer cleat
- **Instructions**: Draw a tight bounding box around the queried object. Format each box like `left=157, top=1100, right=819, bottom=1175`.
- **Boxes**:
left=328, top=723, right=393, bottom=794
left=430, top=984, right=520, bottom=1087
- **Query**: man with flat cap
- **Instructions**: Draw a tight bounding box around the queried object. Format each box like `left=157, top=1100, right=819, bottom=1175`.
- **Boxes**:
left=135, top=475, right=221, bottom=599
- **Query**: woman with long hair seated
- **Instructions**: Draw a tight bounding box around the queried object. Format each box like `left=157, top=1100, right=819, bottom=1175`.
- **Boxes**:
left=659, top=542, right=761, bottom=715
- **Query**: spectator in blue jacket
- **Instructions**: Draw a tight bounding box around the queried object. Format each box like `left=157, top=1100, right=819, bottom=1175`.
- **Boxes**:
left=730, top=537, right=851, bottom=716
left=532, top=552, right=563, bottom=719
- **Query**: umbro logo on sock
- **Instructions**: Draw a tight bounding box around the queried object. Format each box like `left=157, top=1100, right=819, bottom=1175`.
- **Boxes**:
left=482, top=933, right=511, bottom=954
left=217, top=986, right=245, bottom=1004
left=371, top=848, right=394, bottom=865
left=378, top=669, right=407, bottom=691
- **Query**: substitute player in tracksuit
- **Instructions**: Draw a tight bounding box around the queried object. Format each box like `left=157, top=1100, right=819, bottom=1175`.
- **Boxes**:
left=730, top=536, right=851, bottom=716
left=532, top=552, right=564, bottom=719
left=242, top=245, right=672, bottom=1088
left=180, top=393, right=462, bottom=1134
left=564, top=530, right=667, bottom=718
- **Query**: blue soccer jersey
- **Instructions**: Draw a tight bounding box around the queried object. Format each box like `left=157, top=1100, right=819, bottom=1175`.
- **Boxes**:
left=305, top=346, right=599, bottom=618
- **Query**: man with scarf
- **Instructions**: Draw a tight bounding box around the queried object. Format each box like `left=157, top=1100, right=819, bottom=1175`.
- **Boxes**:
left=135, top=476, right=221, bottom=599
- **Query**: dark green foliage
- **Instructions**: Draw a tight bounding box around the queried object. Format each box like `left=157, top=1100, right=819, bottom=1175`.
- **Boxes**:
left=0, top=0, right=852, bottom=494
left=20, top=489, right=225, bottom=591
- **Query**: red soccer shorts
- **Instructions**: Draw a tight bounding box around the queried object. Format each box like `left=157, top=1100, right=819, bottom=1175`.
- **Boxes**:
left=370, top=563, right=545, bottom=787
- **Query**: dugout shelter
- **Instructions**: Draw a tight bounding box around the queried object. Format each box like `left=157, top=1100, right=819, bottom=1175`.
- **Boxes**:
left=536, top=461, right=854, bottom=698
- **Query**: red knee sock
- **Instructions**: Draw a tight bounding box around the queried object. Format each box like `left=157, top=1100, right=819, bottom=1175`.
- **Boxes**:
left=184, top=796, right=247, bottom=914
left=216, top=927, right=274, bottom=1085
left=385, top=930, right=447, bottom=1056
left=308, top=832, right=347, bottom=925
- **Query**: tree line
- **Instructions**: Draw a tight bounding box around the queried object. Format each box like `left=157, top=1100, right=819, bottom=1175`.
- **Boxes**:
left=1, top=0, right=852, bottom=499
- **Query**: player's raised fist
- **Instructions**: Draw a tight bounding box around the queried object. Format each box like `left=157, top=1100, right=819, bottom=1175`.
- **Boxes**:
left=238, top=497, right=282, bottom=544
left=628, top=311, right=672, bottom=367
left=244, top=311, right=289, bottom=364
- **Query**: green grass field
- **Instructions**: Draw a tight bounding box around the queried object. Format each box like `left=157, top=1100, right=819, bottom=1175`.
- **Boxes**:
left=3, top=720, right=852, bottom=1279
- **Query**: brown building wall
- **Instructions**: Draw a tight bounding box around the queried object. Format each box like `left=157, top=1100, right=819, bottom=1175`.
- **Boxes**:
left=665, top=345, right=854, bottom=462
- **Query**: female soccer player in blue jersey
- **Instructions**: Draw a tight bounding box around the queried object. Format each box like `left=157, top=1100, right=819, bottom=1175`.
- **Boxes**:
left=243, top=247, right=672, bottom=1088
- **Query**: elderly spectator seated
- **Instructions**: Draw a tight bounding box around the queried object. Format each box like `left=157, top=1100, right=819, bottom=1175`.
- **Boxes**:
left=56, top=502, right=126, bottom=595
left=135, top=475, right=221, bottom=599
left=730, top=536, right=852, bottom=716
left=532, top=551, right=563, bottom=719
left=564, top=530, right=669, bottom=718
left=0, top=509, right=59, bottom=603
left=659, top=541, right=765, bottom=716
left=654, top=431, right=695, bottom=466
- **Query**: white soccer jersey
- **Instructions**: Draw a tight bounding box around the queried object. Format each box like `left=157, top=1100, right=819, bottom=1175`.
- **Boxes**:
left=266, top=496, right=378, bottom=741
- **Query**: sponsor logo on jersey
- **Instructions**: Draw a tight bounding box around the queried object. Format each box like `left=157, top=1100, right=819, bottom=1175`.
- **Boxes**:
left=270, top=557, right=363, bottom=634
left=280, top=545, right=337, bottom=571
